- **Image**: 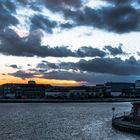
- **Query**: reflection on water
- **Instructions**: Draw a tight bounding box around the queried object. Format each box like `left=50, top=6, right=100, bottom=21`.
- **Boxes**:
left=0, top=103, right=139, bottom=140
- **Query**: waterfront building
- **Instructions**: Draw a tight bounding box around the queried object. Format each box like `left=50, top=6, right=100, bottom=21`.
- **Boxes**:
left=105, top=82, right=135, bottom=97
left=121, top=87, right=135, bottom=97
left=94, top=85, right=105, bottom=97
left=2, top=81, right=51, bottom=99
left=122, top=87, right=140, bottom=98
left=45, top=86, right=69, bottom=99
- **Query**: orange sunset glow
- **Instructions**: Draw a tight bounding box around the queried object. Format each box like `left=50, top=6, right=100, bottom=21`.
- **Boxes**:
left=0, top=74, right=81, bottom=86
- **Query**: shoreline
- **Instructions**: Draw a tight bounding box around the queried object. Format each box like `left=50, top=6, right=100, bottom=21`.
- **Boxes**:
left=0, top=98, right=140, bottom=103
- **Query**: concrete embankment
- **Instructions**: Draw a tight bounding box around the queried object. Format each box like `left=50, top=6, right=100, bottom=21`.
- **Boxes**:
left=112, top=116, right=140, bottom=135
left=0, top=98, right=140, bottom=103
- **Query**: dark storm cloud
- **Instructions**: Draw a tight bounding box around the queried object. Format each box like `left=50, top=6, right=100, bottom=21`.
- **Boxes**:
left=16, top=0, right=83, bottom=11
left=32, top=0, right=139, bottom=33
left=8, top=0, right=140, bottom=33
left=0, top=28, right=43, bottom=57
left=41, top=71, right=137, bottom=84
left=37, top=61, right=59, bottom=70
left=103, top=0, right=132, bottom=5
left=63, top=3, right=140, bottom=33
left=0, top=28, right=74, bottom=57
left=16, top=0, right=29, bottom=5
left=17, top=0, right=82, bottom=6
left=37, top=61, right=78, bottom=71
left=0, top=1, right=18, bottom=29
left=60, top=23, right=75, bottom=29
left=137, top=51, right=140, bottom=56
left=42, top=71, right=87, bottom=81
left=0, top=28, right=107, bottom=58
left=27, top=64, right=31, bottom=67
left=9, top=69, right=138, bottom=84
left=42, top=0, right=82, bottom=10
left=77, top=46, right=106, bottom=57
left=9, top=57, right=140, bottom=84
left=2, top=1, right=16, bottom=12
left=9, top=70, right=35, bottom=79
left=77, top=57, right=140, bottom=75
left=30, top=14, right=57, bottom=33
left=37, top=57, right=140, bottom=76
left=104, top=45, right=125, bottom=56
left=9, top=56, right=140, bottom=83
left=8, top=64, right=19, bottom=69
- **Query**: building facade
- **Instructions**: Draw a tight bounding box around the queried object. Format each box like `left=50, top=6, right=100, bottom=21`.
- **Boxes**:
left=105, top=82, right=135, bottom=97
left=2, top=81, right=51, bottom=99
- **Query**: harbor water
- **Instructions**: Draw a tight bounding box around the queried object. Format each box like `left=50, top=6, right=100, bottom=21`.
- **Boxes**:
left=0, top=102, right=139, bottom=140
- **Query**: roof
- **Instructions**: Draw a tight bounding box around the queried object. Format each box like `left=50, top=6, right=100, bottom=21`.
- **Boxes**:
left=2, top=83, right=51, bottom=88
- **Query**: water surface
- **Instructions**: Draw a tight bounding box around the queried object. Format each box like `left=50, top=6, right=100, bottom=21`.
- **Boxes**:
left=0, top=102, right=139, bottom=140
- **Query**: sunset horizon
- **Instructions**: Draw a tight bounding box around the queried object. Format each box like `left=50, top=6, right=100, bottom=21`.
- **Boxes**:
left=0, top=0, right=140, bottom=86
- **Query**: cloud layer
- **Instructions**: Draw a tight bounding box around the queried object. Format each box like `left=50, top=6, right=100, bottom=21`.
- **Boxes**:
left=0, top=28, right=108, bottom=57
left=8, top=56, right=140, bottom=84
left=1, top=0, right=140, bottom=34
left=36, top=56, right=140, bottom=76
left=0, top=0, right=140, bottom=85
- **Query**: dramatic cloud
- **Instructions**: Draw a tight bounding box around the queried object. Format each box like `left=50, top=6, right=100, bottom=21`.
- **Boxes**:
left=9, top=57, right=140, bottom=84
left=0, top=28, right=72, bottom=57
left=8, top=64, right=19, bottom=69
left=36, top=61, right=78, bottom=72
left=9, top=70, right=35, bottom=79
left=30, top=14, right=57, bottom=33
left=41, top=71, right=137, bottom=84
left=41, top=0, right=140, bottom=33
left=77, top=46, right=106, bottom=57
left=0, top=0, right=140, bottom=85
left=104, top=45, right=125, bottom=56
left=1, top=0, right=140, bottom=34
left=63, top=3, right=140, bottom=33
left=60, top=23, right=75, bottom=29
left=0, top=29, right=43, bottom=57
left=42, top=0, right=83, bottom=10
left=8, top=53, right=140, bottom=84
left=0, top=28, right=107, bottom=58
left=137, top=51, right=140, bottom=56
left=21, top=0, right=133, bottom=33
left=42, top=71, right=86, bottom=82
left=37, top=61, right=59, bottom=70
left=76, top=57, right=140, bottom=75
left=37, top=57, right=140, bottom=76
left=1, top=0, right=140, bottom=35
left=0, top=2, right=18, bottom=29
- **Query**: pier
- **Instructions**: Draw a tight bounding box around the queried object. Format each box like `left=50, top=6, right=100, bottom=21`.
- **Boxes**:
left=112, top=102, right=140, bottom=135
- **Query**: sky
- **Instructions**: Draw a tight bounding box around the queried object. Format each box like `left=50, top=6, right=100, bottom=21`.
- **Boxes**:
left=0, top=0, right=140, bottom=86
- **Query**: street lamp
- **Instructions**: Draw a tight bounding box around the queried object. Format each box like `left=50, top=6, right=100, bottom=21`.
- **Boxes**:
left=112, top=107, right=115, bottom=118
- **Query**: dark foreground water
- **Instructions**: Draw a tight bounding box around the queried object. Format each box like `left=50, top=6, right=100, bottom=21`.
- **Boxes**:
left=0, top=103, right=139, bottom=140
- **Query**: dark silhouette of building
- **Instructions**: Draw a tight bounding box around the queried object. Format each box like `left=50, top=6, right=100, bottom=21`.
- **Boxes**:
left=105, top=82, right=135, bottom=97
left=2, top=81, right=51, bottom=99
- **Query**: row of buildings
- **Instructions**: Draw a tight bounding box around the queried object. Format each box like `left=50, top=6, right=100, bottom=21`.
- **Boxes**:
left=0, top=80, right=140, bottom=99
left=0, top=81, right=51, bottom=99
left=45, top=82, right=136, bottom=99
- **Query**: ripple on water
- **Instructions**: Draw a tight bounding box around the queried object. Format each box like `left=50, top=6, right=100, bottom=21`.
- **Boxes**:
left=0, top=103, right=139, bottom=140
